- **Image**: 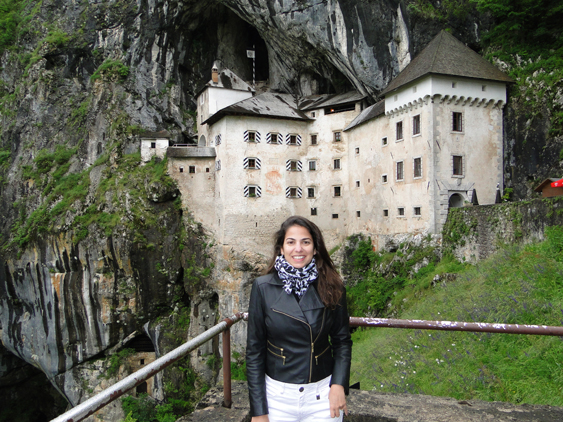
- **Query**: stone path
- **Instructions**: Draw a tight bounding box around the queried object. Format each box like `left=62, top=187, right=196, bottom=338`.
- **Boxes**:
left=178, top=381, right=563, bottom=422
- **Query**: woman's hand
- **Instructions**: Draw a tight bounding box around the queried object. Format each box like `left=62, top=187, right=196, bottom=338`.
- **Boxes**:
left=251, top=415, right=269, bottom=422
left=329, top=384, right=348, bottom=418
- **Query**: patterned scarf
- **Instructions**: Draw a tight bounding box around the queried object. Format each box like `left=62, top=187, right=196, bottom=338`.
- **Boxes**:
left=274, top=255, right=318, bottom=298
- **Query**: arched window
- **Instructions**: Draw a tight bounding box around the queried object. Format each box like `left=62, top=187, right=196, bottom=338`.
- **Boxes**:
left=198, top=135, right=206, bottom=147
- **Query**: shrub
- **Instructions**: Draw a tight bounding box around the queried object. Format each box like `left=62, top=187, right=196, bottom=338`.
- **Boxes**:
left=91, top=59, right=130, bottom=82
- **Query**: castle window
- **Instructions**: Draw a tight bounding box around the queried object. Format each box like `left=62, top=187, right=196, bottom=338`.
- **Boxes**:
left=268, top=133, right=280, bottom=144
left=355, top=147, right=360, bottom=155
left=453, top=112, right=463, bottom=132
left=215, top=160, right=221, bottom=171
left=244, top=157, right=261, bottom=170
left=333, top=159, right=341, bottom=170
left=333, top=131, right=342, bottom=142
left=308, top=160, right=317, bottom=171
left=285, top=133, right=302, bottom=145
left=206, top=168, right=210, bottom=173
left=452, top=82, right=457, bottom=88
left=453, top=155, right=464, bottom=176
left=286, top=186, right=302, bottom=198
left=414, top=157, right=422, bottom=178
left=215, top=134, right=222, bottom=146
left=311, top=134, right=318, bottom=145
left=311, top=208, right=317, bottom=216
left=311, top=112, right=316, bottom=118
left=396, top=121, right=403, bottom=141
left=244, top=185, right=262, bottom=198
left=189, top=166, right=196, bottom=174
left=356, top=211, right=361, bottom=217
left=244, top=130, right=261, bottom=143
left=355, top=180, right=360, bottom=188
left=140, top=359, right=145, bottom=365
left=333, top=186, right=341, bottom=197
left=414, top=207, right=421, bottom=216
left=413, top=115, right=421, bottom=135
left=382, top=137, right=388, bottom=147
left=383, top=209, right=389, bottom=217
left=398, top=207, right=405, bottom=217
left=286, top=160, right=302, bottom=171
left=179, top=167, right=184, bottom=173
left=332, top=214, right=339, bottom=219
left=482, top=85, right=487, bottom=92
left=307, top=187, right=315, bottom=198
left=396, top=161, right=404, bottom=181
left=150, top=142, right=156, bottom=149
left=382, top=174, right=388, bottom=184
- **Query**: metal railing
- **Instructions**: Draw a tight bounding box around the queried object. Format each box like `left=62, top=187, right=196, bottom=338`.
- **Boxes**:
left=50, top=312, right=246, bottom=422
left=50, top=314, right=563, bottom=422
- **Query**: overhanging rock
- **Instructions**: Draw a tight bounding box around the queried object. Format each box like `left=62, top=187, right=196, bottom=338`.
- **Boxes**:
left=181, top=381, right=563, bottom=422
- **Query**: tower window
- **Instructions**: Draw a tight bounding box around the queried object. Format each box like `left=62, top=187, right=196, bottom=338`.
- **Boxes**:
left=453, top=155, right=463, bottom=176
left=414, top=157, right=422, bottom=178
left=413, top=115, right=421, bottom=135
left=396, top=161, right=404, bottom=181
left=396, top=121, right=403, bottom=141
left=453, top=112, right=463, bottom=132
left=189, top=166, right=196, bottom=174
left=333, top=159, right=341, bottom=170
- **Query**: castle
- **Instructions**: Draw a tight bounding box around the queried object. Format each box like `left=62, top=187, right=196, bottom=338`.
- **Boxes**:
left=141, top=31, right=512, bottom=253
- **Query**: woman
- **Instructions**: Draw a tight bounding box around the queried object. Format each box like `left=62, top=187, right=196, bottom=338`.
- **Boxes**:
left=246, top=216, right=352, bottom=422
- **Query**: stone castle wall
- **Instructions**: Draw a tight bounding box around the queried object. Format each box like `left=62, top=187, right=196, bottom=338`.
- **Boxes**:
left=443, top=197, right=563, bottom=262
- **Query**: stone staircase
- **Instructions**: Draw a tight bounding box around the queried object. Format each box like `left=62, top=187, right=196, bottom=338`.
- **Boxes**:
left=178, top=381, right=563, bottom=422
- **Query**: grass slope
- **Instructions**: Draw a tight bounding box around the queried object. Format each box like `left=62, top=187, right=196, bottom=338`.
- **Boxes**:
left=350, top=226, right=563, bottom=406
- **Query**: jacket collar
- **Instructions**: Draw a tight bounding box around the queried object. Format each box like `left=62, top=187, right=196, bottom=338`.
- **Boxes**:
left=268, top=273, right=325, bottom=323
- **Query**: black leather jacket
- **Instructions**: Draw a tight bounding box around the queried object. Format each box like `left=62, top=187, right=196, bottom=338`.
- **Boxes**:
left=246, top=272, right=352, bottom=417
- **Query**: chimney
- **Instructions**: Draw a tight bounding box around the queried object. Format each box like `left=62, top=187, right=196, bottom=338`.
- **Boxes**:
left=212, top=65, right=219, bottom=84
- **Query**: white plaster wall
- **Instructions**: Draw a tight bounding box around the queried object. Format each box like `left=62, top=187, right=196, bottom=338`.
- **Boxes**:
left=385, top=75, right=506, bottom=115
left=141, top=139, right=169, bottom=162
left=433, top=98, right=504, bottom=210
left=168, top=156, right=216, bottom=232
left=346, top=105, right=433, bottom=249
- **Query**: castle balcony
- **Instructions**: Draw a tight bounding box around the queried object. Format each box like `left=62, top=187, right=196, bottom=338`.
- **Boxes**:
left=167, top=145, right=216, bottom=158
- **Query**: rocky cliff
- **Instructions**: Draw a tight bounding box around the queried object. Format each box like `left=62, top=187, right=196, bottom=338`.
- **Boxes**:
left=0, top=0, right=560, bottom=420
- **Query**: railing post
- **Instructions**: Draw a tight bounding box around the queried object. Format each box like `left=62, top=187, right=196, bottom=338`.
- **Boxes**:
left=222, top=328, right=232, bottom=408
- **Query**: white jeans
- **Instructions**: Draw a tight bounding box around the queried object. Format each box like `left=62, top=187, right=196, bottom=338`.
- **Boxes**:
left=265, top=374, right=343, bottom=422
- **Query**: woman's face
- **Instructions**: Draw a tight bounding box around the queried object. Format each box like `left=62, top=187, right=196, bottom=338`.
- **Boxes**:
left=281, top=225, right=316, bottom=269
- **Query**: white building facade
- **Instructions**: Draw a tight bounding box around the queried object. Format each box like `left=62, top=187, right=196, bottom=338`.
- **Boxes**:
left=163, top=31, right=511, bottom=252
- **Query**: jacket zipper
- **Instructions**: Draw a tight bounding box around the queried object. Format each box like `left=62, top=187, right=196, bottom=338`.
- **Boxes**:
left=315, top=344, right=330, bottom=365
left=272, top=308, right=326, bottom=382
left=267, top=340, right=286, bottom=365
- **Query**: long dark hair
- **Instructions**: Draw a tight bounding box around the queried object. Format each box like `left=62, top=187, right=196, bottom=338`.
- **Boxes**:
left=266, top=216, right=343, bottom=308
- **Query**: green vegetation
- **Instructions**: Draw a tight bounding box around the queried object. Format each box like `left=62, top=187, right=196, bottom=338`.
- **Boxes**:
left=473, top=0, right=563, bottom=135
left=442, top=208, right=478, bottom=247
left=91, top=59, right=130, bottom=82
left=0, top=0, right=23, bottom=56
left=346, top=239, right=448, bottom=317
left=104, top=348, right=136, bottom=379
left=230, top=351, right=247, bottom=381
left=350, top=226, right=563, bottom=406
